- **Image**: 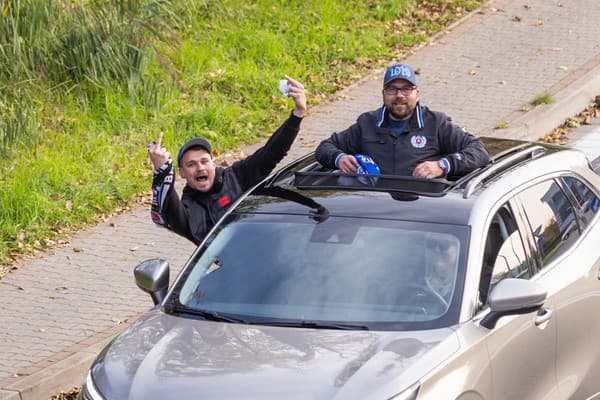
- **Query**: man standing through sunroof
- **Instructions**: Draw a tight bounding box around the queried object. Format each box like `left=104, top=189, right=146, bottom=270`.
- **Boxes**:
left=147, top=76, right=307, bottom=245
left=315, top=63, right=489, bottom=178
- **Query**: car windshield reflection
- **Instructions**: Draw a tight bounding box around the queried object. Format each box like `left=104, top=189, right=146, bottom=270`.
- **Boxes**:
left=172, top=213, right=467, bottom=330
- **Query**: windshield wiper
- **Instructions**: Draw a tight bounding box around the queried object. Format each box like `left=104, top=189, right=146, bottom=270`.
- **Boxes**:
left=166, top=306, right=368, bottom=330
left=166, top=306, right=249, bottom=324
left=266, top=320, right=369, bottom=330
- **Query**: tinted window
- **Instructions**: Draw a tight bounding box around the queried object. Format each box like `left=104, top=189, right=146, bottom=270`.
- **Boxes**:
left=562, top=176, right=600, bottom=229
left=491, top=230, right=529, bottom=284
left=173, top=213, right=469, bottom=330
left=480, top=204, right=529, bottom=306
left=519, top=180, right=579, bottom=266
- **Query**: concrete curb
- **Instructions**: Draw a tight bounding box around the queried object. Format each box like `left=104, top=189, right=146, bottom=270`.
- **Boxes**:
left=485, top=54, right=600, bottom=141
left=0, top=339, right=105, bottom=400
left=0, top=332, right=123, bottom=400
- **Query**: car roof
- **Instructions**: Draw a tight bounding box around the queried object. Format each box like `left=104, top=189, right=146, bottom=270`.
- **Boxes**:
left=234, top=137, right=571, bottom=225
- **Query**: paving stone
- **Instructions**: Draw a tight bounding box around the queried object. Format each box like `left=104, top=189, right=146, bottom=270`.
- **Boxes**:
left=1, top=0, right=600, bottom=397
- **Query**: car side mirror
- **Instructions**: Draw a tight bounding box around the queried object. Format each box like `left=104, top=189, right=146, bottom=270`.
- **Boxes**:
left=134, top=259, right=170, bottom=305
left=480, top=278, right=546, bottom=329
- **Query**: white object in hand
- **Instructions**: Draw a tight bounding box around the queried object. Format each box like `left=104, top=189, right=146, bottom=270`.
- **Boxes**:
left=279, top=79, right=291, bottom=96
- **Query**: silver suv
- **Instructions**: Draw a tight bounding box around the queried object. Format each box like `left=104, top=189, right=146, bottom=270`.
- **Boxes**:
left=80, top=137, right=600, bottom=400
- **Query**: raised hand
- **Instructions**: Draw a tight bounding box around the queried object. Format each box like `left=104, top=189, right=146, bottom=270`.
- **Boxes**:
left=148, top=132, right=171, bottom=169
left=283, top=75, right=307, bottom=118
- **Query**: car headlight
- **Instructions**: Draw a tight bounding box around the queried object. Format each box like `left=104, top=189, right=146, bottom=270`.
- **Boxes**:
left=79, top=370, right=105, bottom=400
left=388, top=382, right=420, bottom=400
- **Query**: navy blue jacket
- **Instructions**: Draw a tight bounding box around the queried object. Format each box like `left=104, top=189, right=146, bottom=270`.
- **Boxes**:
left=315, top=103, right=489, bottom=176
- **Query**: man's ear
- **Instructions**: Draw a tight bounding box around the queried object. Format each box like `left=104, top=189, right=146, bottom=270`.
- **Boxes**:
left=178, top=166, right=185, bottom=179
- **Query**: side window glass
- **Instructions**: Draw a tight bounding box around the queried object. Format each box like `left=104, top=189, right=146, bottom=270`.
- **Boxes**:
left=491, top=231, right=529, bottom=285
left=479, top=205, right=529, bottom=306
left=519, top=180, right=580, bottom=266
left=563, top=176, right=600, bottom=229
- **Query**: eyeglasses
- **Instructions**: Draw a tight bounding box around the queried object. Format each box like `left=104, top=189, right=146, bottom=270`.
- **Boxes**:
left=383, top=85, right=417, bottom=96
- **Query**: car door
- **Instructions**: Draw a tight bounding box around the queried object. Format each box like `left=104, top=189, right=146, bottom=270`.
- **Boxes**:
left=517, top=176, right=600, bottom=399
left=478, top=201, right=560, bottom=400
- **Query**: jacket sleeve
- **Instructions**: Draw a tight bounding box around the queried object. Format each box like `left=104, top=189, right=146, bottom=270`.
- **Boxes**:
left=315, top=118, right=365, bottom=169
left=233, top=112, right=303, bottom=190
left=437, top=115, right=490, bottom=176
left=150, top=159, right=195, bottom=243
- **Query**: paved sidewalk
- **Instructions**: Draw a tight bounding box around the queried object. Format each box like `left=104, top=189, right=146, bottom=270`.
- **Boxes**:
left=1, top=0, right=600, bottom=399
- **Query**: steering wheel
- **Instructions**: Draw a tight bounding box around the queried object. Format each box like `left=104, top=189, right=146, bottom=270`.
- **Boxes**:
left=396, top=283, right=449, bottom=314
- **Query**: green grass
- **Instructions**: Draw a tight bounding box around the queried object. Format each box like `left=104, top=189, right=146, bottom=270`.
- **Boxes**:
left=529, top=92, right=554, bottom=106
left=0, top=0, right=483, bottom=270
left=494, top=121, right=509, bottom=130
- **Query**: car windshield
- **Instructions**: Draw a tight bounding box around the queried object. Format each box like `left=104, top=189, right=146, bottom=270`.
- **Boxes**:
left=171, top=212, right=468, bottom=330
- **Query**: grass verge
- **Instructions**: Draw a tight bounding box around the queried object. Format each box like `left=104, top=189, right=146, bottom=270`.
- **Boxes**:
left=0, top=0, right=483, bottom=272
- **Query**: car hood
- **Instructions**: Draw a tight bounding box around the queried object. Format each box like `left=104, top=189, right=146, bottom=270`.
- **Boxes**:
left=92, top=309, right=459, bottom=400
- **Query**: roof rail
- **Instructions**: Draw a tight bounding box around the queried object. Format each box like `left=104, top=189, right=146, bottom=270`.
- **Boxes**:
left=462, top=145, right=546, bottom=199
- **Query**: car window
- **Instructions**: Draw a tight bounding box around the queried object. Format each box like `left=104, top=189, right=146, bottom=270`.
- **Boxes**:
left=174, top=214, right=469, bottom=330
left=479, top=204, right=529, bottom=306
left=519, top=180, right=579, bottom=266
left=562, top=176, right=600, bottom=229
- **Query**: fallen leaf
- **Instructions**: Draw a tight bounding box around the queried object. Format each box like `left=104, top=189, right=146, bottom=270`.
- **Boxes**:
left=468, top=70, right=477, bottom=76
left=513, top=15, right=522, bottom=22
left=536, top=19, right=544, bottom=26
left=129, top=245, right=139, bottom=252
left=73, top=247, right=85, bottom=253
left=65, top=200, right=73, bottom=211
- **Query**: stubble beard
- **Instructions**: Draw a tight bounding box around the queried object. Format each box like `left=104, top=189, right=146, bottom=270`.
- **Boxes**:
left=388, top=103, right=414, bottom=121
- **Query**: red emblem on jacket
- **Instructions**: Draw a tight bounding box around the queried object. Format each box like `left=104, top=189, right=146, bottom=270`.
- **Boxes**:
left=218, top=195, right=231, bottom=208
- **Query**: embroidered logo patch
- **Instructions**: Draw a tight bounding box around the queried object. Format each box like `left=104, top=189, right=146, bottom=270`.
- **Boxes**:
left=218, top=195, right=231, bottom=208
left=411, top=135, right=427, bottom=148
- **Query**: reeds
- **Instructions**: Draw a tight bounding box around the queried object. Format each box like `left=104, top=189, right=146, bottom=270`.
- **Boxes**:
left=0, top=0, right=174, bottom=151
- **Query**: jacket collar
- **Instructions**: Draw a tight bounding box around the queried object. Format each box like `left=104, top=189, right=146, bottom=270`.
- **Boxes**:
left=377, top=101, right=424, bottom=129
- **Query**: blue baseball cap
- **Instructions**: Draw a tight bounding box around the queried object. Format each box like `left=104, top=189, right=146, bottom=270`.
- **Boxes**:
left=383, top=64, right=417, bottom=87
left=354, top=154, right=380, bottom=185
left=355, top=154, right=381, bottom=175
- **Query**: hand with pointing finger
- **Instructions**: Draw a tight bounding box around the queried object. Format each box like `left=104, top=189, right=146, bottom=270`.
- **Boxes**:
left=148, top=132, right=171, bottom=169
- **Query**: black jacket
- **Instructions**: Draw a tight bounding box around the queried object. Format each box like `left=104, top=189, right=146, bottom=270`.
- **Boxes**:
left=150, top=113, right=303, bottom=244
left=315, top=103, right=489, bottom=176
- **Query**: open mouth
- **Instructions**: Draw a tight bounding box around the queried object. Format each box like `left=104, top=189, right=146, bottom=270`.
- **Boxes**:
left=195, top=175, right=208, bottom=184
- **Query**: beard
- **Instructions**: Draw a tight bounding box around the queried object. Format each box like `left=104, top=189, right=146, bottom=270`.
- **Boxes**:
left=387, top=102, right=415, bottom=120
